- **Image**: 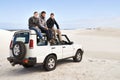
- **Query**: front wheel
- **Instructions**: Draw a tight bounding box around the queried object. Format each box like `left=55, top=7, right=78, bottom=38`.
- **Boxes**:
left=73, top=50, right=83, bottom=62
left=44, top=55, right=57, bottom=71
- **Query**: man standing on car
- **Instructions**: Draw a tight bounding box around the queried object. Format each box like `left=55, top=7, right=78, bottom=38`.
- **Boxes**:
left=39, top=11, right=53, bottom=42
left=28, top=11, right=43, bottom=39
left=47, top=13, right=62, bottom=41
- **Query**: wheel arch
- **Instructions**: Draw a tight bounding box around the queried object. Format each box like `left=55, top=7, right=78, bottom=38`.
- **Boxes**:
left=76, top=48, right=84, bottom=55
left=44, top=53, right=57, bottom=63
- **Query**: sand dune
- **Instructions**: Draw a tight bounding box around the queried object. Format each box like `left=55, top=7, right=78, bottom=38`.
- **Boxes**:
left=63, top=28, right=120, bottom=60
left=0, top=29, right=13, bottom=58
left=0, top=28, right=120, bottom=80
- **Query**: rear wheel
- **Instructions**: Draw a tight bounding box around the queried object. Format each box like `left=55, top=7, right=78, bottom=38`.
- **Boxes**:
left=44, top=55, right=57, bottom=71
left=73, top=50, right=83, bottom=62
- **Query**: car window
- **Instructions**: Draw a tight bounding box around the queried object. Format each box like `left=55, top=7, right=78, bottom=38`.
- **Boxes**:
left=60, top=36, right=70, bottom=45
left=51, top=35, right=70, bottom=46
left=50, top=39, right=59, bottom=46
left=13, top=32, right=29, bottom=43
left=62, top=36, right=69, bottom=43
left=37, top=35, right=48, bottom=46
left=16, top=37, right=26, bottom=42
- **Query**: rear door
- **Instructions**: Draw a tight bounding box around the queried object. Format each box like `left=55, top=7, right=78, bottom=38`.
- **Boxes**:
left=30, top=34, right=52, bottom=62
left=13, top=32, right=30, bottom=57
left=51, top=45, right=62, bottom=60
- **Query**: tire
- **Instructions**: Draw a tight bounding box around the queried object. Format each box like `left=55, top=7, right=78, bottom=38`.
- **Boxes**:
left=44, top=55, right=57, bottom=71
left=12, top=41, right=26, bottom=60
left=73, top=50, right=83, bottom=62
left=23, top=64, right=34, bottom=68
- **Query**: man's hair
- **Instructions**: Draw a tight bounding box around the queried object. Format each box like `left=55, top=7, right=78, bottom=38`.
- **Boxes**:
left=50, top=13, right=54, bottom=16
left=41, top=11, right=46, bottom=14
left=40, top=11, right=46, bottom=18
left=34, top=11, right=38, bottom=14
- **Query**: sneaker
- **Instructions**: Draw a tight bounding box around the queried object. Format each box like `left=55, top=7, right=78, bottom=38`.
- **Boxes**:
left=49, top=39, right=56, bottom=45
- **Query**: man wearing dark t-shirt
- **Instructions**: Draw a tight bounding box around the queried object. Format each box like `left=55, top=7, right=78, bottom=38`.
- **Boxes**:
left=47, top=13, right=62, bottom=41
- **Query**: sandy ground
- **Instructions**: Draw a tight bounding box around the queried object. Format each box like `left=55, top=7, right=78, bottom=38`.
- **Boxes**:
left=0, top=28, right=120, bottom=80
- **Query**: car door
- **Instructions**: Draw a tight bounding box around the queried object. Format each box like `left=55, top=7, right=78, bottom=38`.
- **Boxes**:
left=61, top=35, right=74, bottom=58
left=62, top=45, right=74, bottom=58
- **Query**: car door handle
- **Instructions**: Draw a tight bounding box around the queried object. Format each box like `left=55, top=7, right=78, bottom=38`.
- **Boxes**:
left=51, top=47, right=55, bottom=49
left=62, top=46, right=66, bottom=48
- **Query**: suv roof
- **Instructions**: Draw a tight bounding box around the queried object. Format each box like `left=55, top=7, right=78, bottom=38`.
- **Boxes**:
left=14, top=30, right=30, bottom=34
left=14, top=30, right=46, bottom=35
left=14, top=30, right=67, bottom=37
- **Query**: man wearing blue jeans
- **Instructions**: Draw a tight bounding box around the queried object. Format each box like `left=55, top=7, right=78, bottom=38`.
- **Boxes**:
left=28, top=11, right=43, bottom=39
left=29, top=27, right=42, bottom=39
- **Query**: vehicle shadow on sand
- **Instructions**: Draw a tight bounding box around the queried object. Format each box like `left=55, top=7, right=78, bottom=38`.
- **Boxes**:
left=5, top=59, right=74, bottom=76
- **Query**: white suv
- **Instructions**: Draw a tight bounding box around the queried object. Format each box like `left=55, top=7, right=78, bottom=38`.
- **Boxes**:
left=7, top=30, right=84, bottom=71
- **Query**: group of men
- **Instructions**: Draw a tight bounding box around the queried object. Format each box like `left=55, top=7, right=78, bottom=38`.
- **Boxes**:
left=28, top=11, right=62, bottom=44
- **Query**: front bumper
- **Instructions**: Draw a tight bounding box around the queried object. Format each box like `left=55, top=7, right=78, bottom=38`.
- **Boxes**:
left=7, top=57, right=36, bottom=66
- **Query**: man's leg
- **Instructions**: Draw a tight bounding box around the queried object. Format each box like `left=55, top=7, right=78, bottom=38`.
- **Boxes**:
left=56, top=29, right=62, bottom=41
left=40, top=28, right=52, bottom=41
left=29, top=27, right=43, bottom=39
left=48, top=29, right=53, bottom=40
left=52, top=28, right=56, bottom=39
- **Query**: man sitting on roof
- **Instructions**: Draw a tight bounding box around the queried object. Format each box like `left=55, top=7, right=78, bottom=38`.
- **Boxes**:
left=28, top=11, right=43, bottom=39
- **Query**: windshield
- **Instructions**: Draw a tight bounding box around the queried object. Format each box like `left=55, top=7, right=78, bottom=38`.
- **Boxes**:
left=13, top=32, right=29, bottom=44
